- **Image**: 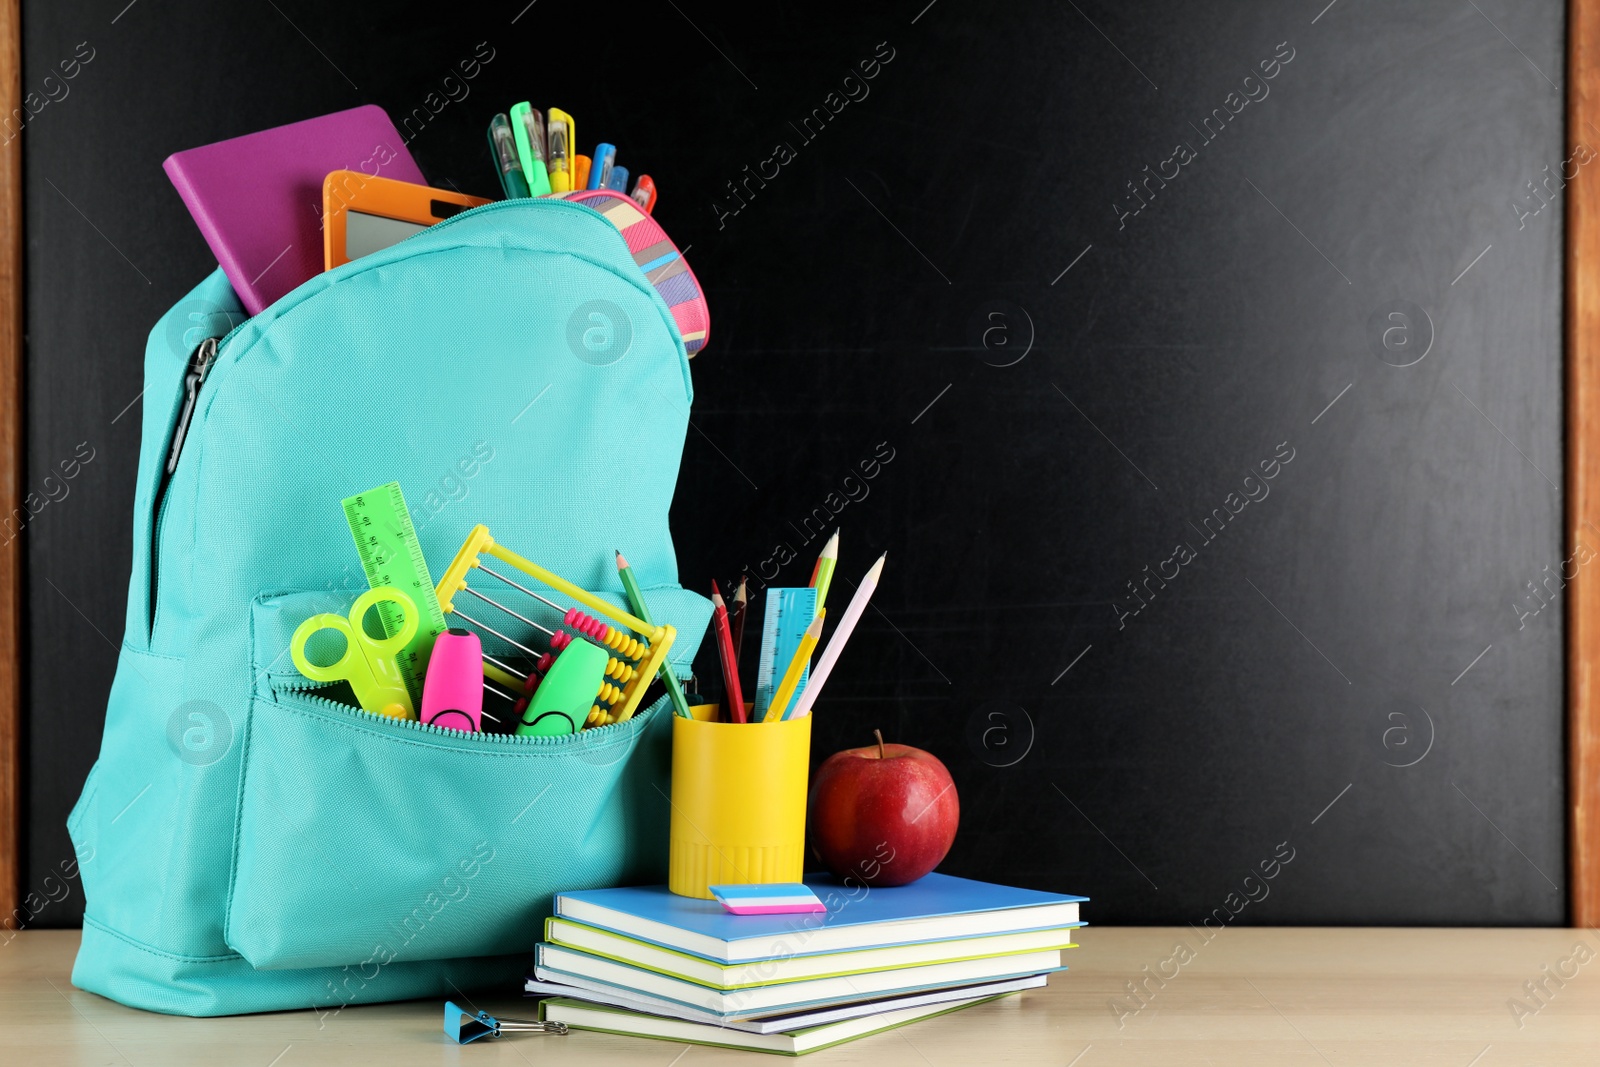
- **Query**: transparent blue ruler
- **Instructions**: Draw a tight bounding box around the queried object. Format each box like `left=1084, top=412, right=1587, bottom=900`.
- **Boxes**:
left=753, top=586, right=817, bottom=718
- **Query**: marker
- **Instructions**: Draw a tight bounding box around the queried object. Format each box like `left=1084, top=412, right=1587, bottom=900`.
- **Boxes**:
left=763, top=610, right=824, bottom=723
left=630, top=175, right=657, bottom=213
left=421, top=628, right=485, bottom=732
left=590, top=143, right=616, bottom=190
left=789, top=553, right=885, bottom=718
left=616, top=550, right=693, bottom=719
left=518, top=639, right=606, bottom=736
left=711, top=581, right=746, bottom=723
left=510, top=102, right=551, bottom=196
left=487, top=114, right=530, bottom=199
left=605, top=163, right=630, bottom=193
left=574, top=154, right=592, bottom=193
left=546, top=108, right=576, bottom=192
left=809, top=529, right=839, bottom=616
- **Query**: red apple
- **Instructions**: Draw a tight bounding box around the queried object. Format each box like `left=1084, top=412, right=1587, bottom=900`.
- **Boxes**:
left=808, top=730, right=959, bottom=886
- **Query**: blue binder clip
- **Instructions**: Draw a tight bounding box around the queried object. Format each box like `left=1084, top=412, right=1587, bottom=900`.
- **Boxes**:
left=443, top=1000, right=569, bottom=1044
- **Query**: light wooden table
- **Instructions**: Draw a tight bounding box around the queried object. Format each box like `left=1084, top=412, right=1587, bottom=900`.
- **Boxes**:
left=3, top=927, right=1597, bottom=1065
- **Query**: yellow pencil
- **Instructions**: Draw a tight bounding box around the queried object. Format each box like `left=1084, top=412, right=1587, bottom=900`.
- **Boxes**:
left=763, top=610, right=825, bottom=723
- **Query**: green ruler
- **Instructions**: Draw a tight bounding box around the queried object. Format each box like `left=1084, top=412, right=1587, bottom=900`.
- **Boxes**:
left=341, top=482, right=447, bottom=708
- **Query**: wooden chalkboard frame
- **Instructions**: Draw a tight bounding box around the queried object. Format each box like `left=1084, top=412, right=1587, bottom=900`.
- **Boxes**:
left=1569, top=0, right=1600, bottom=928
left=0, top=0, right=21, bottom=927
left=0, top=4, right=1597, bottom=928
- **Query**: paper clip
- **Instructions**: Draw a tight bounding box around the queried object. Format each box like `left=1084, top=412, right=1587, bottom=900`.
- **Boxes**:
left=443, top=1000, right=568, bottom=1044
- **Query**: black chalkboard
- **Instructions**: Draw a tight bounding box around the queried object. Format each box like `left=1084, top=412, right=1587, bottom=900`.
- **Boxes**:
left=22, top=0, right=1566, bottom=928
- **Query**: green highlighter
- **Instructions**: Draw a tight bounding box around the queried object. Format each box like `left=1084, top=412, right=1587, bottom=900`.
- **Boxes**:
left=518, top=638, right=608, bottom=736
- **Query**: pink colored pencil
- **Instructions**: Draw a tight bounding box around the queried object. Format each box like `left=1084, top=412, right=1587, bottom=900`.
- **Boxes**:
left=790, top=553, right=885, bottom=718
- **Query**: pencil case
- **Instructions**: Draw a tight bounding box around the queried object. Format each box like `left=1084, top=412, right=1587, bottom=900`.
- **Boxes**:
left=66, top=197, right=711, bottom=1016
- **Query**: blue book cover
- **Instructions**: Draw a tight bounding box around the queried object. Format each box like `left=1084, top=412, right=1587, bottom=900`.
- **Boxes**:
left=554, top=873, right=1087, bottom=964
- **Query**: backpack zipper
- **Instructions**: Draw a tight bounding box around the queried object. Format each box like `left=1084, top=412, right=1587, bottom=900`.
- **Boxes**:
left=150, top=336, right=220, bottom=637
left=167, top=337, right=219, bottom=474
left=274, top=684, right=658, bottom=749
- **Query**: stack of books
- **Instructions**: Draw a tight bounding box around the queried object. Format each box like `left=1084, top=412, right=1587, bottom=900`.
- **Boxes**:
left=527, top=873, right=1086, bottom=1055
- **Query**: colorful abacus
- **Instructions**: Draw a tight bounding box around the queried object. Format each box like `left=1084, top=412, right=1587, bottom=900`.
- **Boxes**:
left=434, top=524, right=675, bottom=726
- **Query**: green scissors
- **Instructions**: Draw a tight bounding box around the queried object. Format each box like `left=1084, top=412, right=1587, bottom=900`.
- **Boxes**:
left=290, top=586, right=418, bottom=720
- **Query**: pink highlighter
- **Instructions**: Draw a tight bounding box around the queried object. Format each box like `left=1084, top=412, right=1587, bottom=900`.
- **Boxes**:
left=421, top=628, right=484, bottom=732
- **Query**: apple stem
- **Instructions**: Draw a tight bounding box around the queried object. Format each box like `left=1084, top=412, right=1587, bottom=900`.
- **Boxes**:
left=874, top=729, right=886, bottom=760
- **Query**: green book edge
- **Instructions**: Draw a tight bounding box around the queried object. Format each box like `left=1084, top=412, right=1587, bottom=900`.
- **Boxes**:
left=544, top=916, right=1079, bottom=990
left=535, top=992, right=1013, bottom=1056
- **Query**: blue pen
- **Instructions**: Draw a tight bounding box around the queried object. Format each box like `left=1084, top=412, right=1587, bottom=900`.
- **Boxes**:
left=590, top=143, right=616, bottom=190
left=605, top=164, right=629, bottom=193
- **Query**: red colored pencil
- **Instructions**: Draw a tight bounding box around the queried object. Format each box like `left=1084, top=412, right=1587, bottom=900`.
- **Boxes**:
left=710, top=581, right=747, bottom=723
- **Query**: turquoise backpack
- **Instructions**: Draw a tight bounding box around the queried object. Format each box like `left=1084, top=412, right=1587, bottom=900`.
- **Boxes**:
left=66, top=198, right=711, bottom=1016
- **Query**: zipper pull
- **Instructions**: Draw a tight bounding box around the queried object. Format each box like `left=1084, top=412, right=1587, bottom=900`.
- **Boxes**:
left=166, top=337, right=219, bottom=475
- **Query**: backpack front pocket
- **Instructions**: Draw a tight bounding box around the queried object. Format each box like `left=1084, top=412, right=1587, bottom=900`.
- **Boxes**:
left=224, top=688, right=672, bottom=971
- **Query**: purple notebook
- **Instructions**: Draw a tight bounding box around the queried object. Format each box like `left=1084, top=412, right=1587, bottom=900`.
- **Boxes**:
left=163, top=105, right=426, bottom=315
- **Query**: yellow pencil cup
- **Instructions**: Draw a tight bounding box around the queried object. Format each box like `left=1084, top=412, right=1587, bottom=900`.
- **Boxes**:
left=668, top=710, right=812, bottom=899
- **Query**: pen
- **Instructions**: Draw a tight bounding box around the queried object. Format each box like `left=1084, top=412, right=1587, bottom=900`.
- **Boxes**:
left=616, top=551, right=693, bottom=719
left=763, top=610, right=824, bottom=723
left=605, top=163, right=630, bottom=193
left=591, top=143, right=616, bottom=190
left=710, top=581, right=746, bottom=723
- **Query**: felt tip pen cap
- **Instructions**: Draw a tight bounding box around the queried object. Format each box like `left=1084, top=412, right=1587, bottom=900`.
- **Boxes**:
left=546, top=122, right=569, bottom=188
left=547, top=108, right=576, bottom=192
left=590, top=143, right=616, bottom=190
left=630, top=175, right=657, bottom=213
left=509, top=102, right=551, bottom=196
left=517, top=105, right=546, bottom=162
left=605, top=163, right=629, bottom=193
left=487, top=114, right=530, bottom=199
